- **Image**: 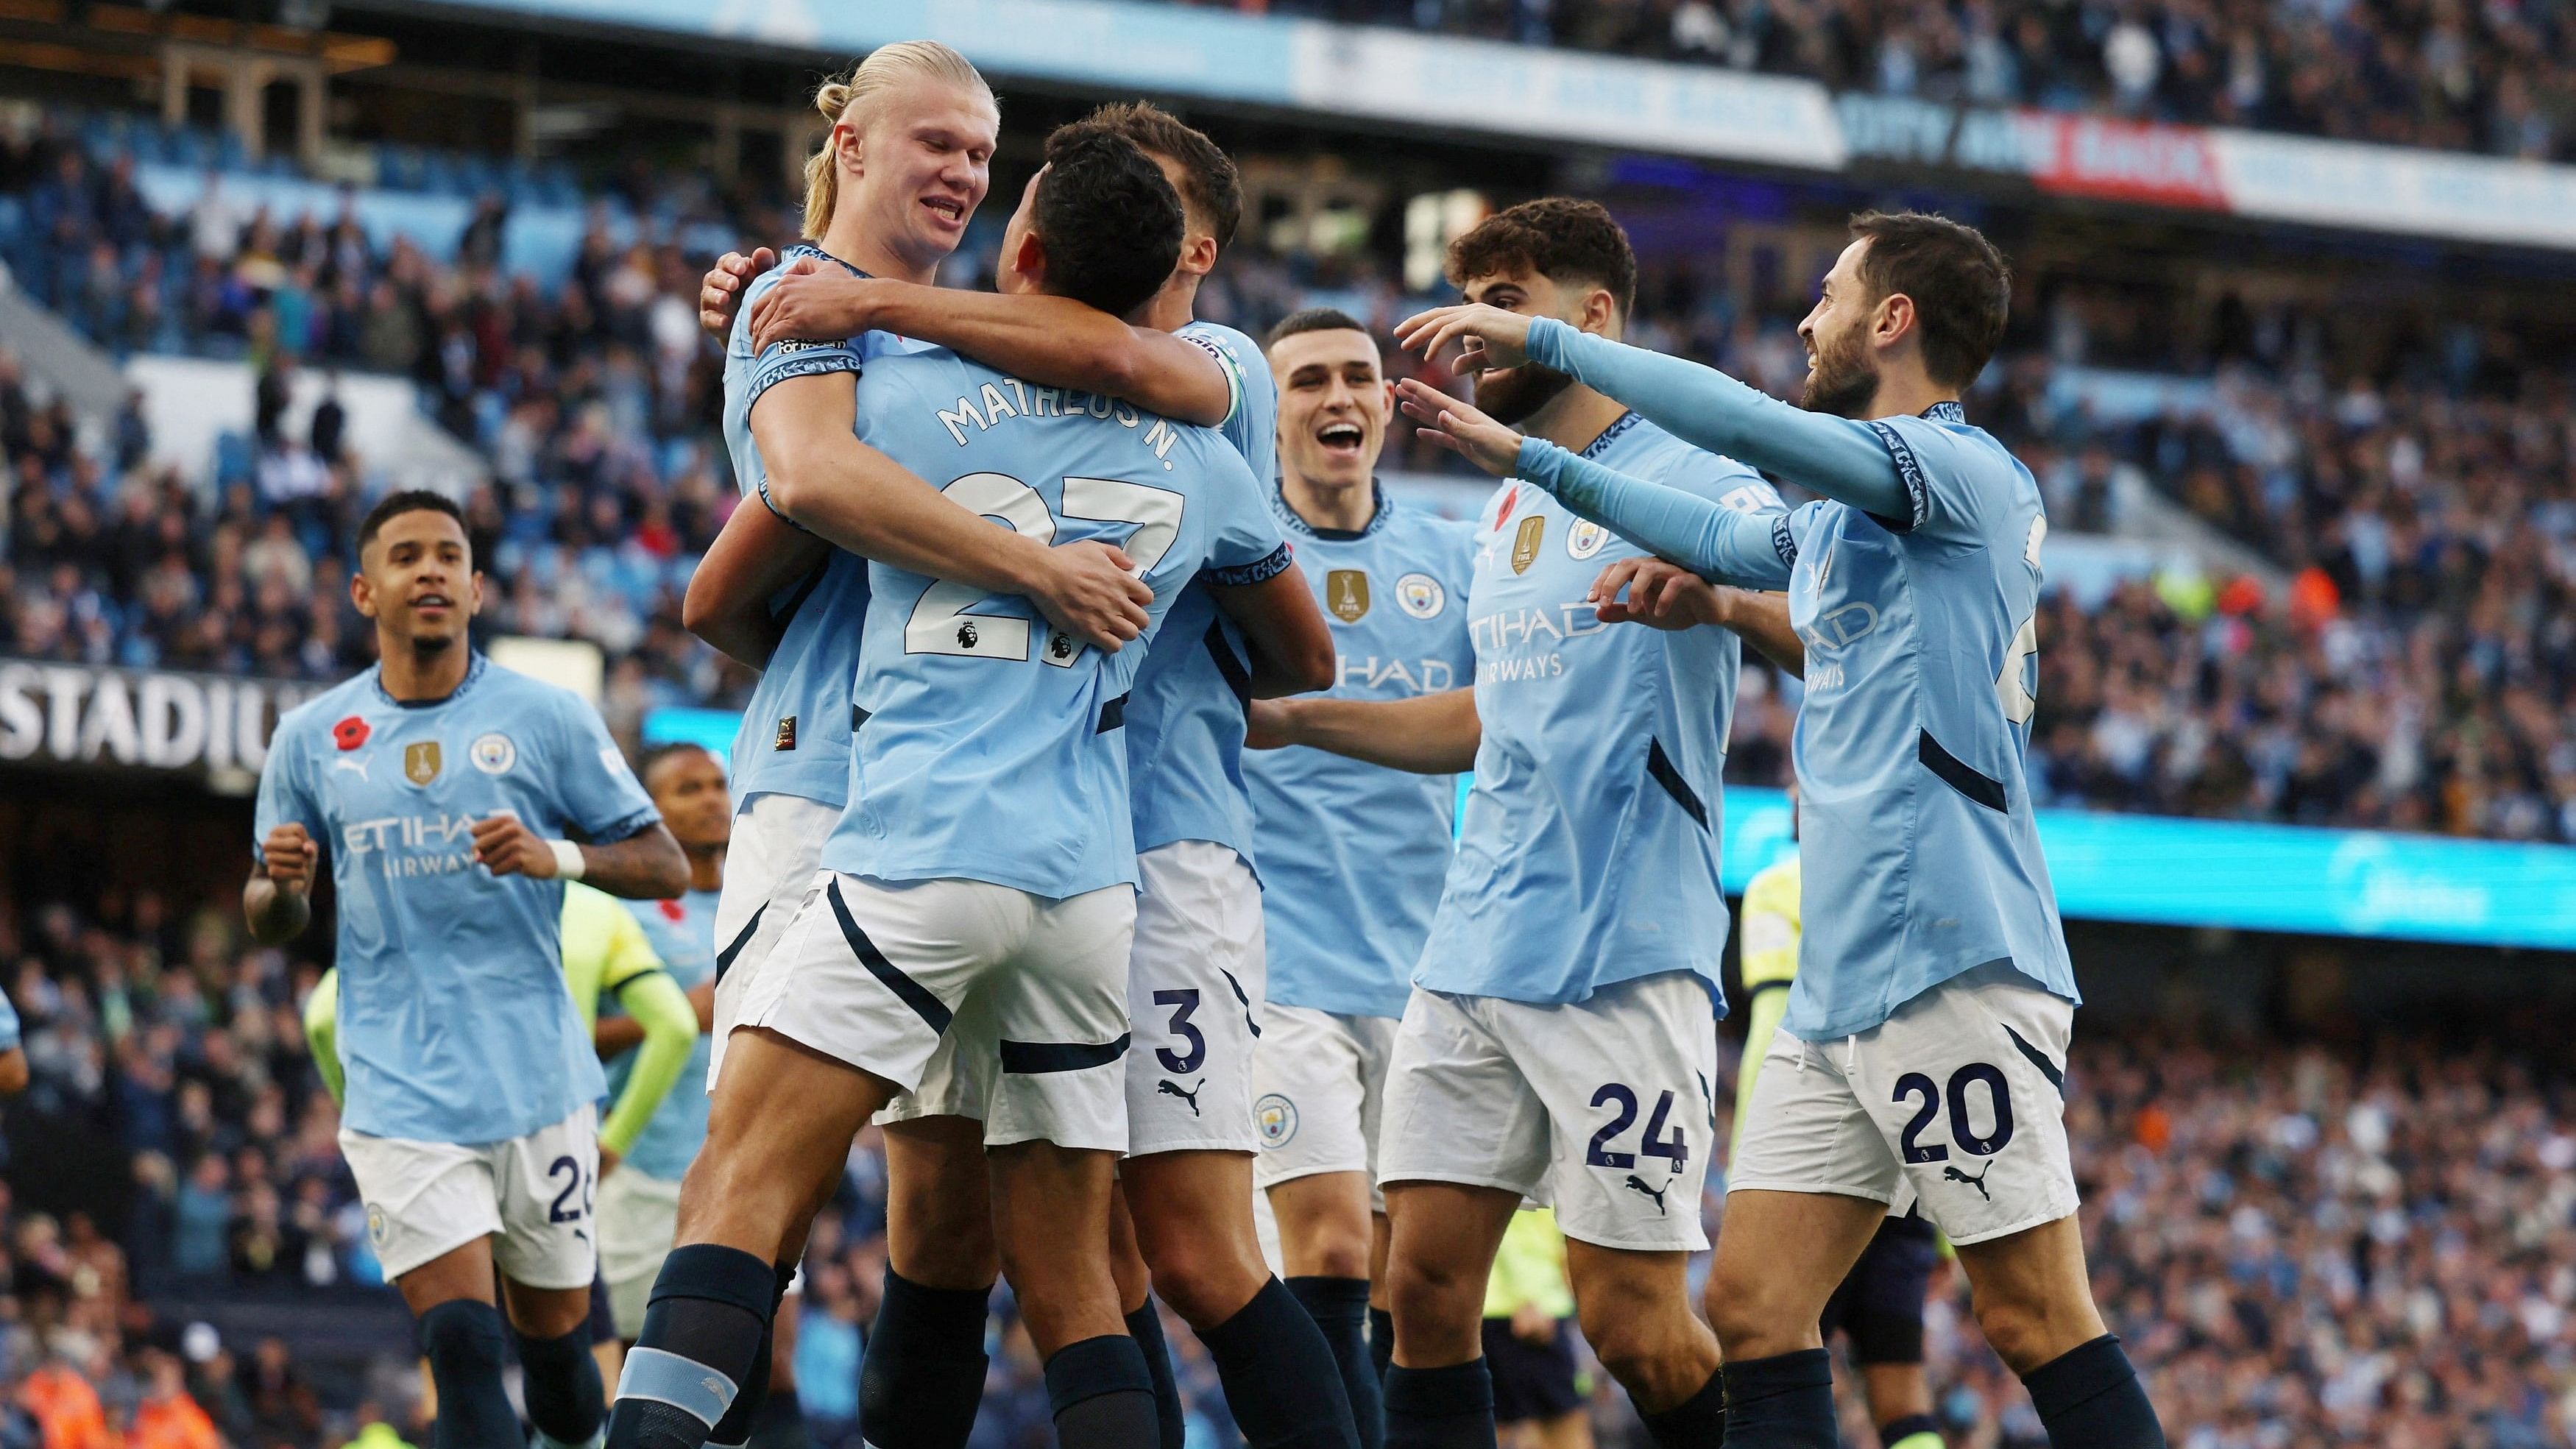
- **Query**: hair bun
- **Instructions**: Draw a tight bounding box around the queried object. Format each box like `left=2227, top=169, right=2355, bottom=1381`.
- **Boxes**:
left=813, top=79, right=852, bottom=123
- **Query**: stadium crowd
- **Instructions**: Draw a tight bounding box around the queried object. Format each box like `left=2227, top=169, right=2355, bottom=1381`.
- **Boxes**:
left=1186, top=0, right=2576, bottom=160
left=6, top=884, right=2576, bottom=1448
left=10, top=108, right=2576, bottom=843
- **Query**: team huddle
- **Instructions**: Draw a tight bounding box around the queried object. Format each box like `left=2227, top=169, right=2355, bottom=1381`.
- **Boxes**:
left=243, top=37, right=2169, bottom=1449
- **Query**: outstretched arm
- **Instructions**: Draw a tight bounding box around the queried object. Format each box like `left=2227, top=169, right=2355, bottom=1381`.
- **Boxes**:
left=682, top=500, right=832, bottom=668
left=1394, top=306, right=1908, bottom=517
left=751, top=269, right=1236, bottom=428
left=753, top=372, right=1153, bottom=652
left=1588, top=559, right=1805, bottom=678
left=1249, top=687, right=1480, bottom=775
left=1391, top=378, right=1794, bottom=589
left=1207, top=561, right=1337, bottom=698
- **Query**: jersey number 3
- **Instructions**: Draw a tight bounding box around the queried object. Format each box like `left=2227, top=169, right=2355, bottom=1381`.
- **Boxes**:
left=906, top=472, right=1185, bottom=665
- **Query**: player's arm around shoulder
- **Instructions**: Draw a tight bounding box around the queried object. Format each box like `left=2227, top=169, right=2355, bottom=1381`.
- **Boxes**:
left=1203, top=453, right=1333, bottom=696
left=682, top=489, right=829, bottom=668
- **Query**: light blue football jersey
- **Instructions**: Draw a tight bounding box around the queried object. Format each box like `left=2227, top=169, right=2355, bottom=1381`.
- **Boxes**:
left=1777, top=404, right=2075, bottom=1039
left=1417, top=414, right=1780, bottom=1009
left=827, top=348, right=1287, bottom=898
left=253, top=656, right=661, bottom=1144
left=718, top=245, right=935, bottom=809
left=601, top=888, right=720, bottom=1181
left=0, top=988, right=17, bottom=1052
left=1125, top=319, right=1284, bottom=865
left=1243, top=484, right=1479, bottom=1019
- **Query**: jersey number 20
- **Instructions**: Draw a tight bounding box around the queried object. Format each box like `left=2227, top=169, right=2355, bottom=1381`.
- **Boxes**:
left=905, top=472, right=1185, bottom=665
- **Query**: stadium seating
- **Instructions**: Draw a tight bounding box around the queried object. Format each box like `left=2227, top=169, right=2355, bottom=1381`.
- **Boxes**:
left=1182, top=0, right=2576, bottom=160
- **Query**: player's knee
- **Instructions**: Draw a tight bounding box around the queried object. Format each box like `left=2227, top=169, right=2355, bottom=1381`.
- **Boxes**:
left=1294, top=1219, right=1373, bottom=1280
left=1702, top=1266, right=1787, bottom=1356
left=1384, top=1251, right=1483, bottom=1337
left=1969, top=1293, right=2071, bottom=1375
left=1144, top=1233, right=1267, bottom=1328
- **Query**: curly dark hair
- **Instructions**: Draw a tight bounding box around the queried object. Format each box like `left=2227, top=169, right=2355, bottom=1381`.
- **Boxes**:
left=1847, top=210, right=2011, bottom=389
left=1082, top=100, right=1242, bottom=252
left=1444, top=197, right=1638, bottom=319
left=1030, top=124, right=1186, bottom=318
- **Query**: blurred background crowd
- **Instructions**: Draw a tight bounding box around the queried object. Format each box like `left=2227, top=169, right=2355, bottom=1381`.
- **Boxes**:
left=2, top=0, right=2576, bottom=1442
left=1179, top=0, right=2576, bottom=160
left=12, top=107, right=2576, bottom=843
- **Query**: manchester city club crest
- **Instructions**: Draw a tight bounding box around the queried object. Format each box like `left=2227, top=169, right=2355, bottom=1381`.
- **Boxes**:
left=470, top=732, right=517, bottom=776
left=1567, top=520, right=1610, bottom=560
left=403, top=740, right=442, bottom=787
left=1255, top=1093, right=1298, bottom=1147
left=1326, top=569, right=1372, bottom=623
left=1396, top=572, right=1446, bottom=619
left=1511, top=515, right=1546, bottom=574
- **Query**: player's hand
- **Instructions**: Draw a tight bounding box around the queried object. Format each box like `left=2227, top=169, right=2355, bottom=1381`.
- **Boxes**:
left=1244, top=698, right=1303, bottom=750
left=749, top=260, right=882, bottom=353
left=1394, top=302, right=1534, bottom=373
left=1029, top=539, right=1154, bottom=653
left=260, top=823, right=317, bottom=893
left=700, top=247, right=774, bottom=339
left=1589, top=557, right=1725, bottom=631
left=598, top=1144, right=620, bottom=1179
left=472, top=812, right=562, bottom=879
left=1395, top=379, right=1524, bottom=478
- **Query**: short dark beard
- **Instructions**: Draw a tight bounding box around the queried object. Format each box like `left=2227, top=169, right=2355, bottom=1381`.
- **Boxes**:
left=406, top=629, right=459, bottom=660
left=1799, top=336, right=1880, bottom=419
left=1471, top=362, right=1575, bottom=428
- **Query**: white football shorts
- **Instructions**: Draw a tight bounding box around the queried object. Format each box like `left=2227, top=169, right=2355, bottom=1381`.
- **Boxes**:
left=1123, top=841, right=1267, bottom=1157
left=709, top=791, right=841, bottom=1091
left=1250, top=1005, right=1399, bottom=1210
left=1728, top=966, right=2078, bottom=1247
left=755, top=871, right=1137, bottom=1153
left=340, top=1103, right=598, bottom=1288
left=1380, top=973, right=1717, bottom=1253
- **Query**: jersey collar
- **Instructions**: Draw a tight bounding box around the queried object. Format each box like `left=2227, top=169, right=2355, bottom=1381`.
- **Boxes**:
left=370, top=651, right=487, bottom=710
left=1273, top=478, right=1394, bottom=542
left=1922, top=400, right=1966, bottom=424
left=1578, top=411, right=1643, bottom=459
left=782, top=243, right=871, bottom=280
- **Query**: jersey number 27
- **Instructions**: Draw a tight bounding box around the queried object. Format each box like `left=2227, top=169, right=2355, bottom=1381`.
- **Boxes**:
left=906, top=472, right=1186, bottom=665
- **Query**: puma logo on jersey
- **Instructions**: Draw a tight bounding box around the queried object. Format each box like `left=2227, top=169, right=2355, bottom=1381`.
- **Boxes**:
left=1624, top=1175, right=1669, bottom=1215
left=332, top=757, right=371, bottom=781
left=1944, top=1162, right=1993, bottom=1202
left=1158, top=1079, right=1203, bottom=1116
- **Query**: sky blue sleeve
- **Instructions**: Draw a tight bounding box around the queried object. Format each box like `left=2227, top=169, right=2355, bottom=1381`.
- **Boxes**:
left=1523, top=318, right=1908, bottom=518
left=1201, top=455, right=1292, bottom=584
left=1180, top=322, right=1278, bottom=486
left=551, top=698, right=662, bottom=843
left=738, top=270, right=865, bottom=414
left=251, top=723, right=318, bottom=861
left=0, top=988, right=21, bottom=1052
left=1515, top=437, right=1794, bottom=590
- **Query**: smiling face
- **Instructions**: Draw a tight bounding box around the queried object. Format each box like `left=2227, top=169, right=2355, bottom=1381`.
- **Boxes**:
left=1272, top=325, right=1390, bottom=491
left=1796, top=237, right=1885, bottom=419
left=353, top=508, right=481, bottom=653
left=839, top=74, right=997, bottom=274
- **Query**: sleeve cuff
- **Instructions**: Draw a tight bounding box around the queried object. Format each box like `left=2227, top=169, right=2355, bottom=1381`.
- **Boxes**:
left=1514, top=434, right=1565, bottom=486
left=587, top=807, right=664, bottom=846
left=1205, top=542, right=1293, bottom=587
left=743, top=349, right=865, bottom=412
left=1523, top=316, right=1574, bottom=371
left=1862, top=419, right=1929, bottom=533
left=755, top=475, right=814, bottom=534
left=1770, top=512, right=1799, bottom=567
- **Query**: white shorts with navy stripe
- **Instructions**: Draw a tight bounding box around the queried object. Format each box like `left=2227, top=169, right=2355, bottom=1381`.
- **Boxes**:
left=1123, top=841, right=1267, bottom=1157
left=709, top=792, right=840, bottom=1093
left=1380, top=973, right=1717, bottom=1253
left=1729, top=966, right=2078, bottom=1247
left=753, top=871, right=1138, bottom=1152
